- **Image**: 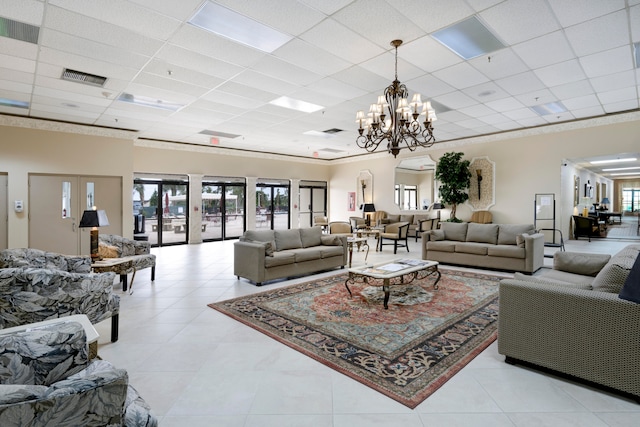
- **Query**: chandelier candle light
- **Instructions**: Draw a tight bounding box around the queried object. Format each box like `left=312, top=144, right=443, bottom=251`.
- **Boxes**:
left=356, top=40, right=437, bottom=157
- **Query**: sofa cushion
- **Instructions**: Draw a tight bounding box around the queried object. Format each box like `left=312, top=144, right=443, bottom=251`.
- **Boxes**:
left=264, top=251, right=296, bottom=268
left=413, top=215, right=429, bottom=225
left=553, top=252, right=610, bottom=276
left=386, top=214, right=401, bottom=223
left=454, top=242, right=488, bottom=255
left=319, top=245, right=344, bottom=259
left=430, top=229, right=445, bottom=241
left=321, top=235, right=342, bottom=245
left=466, top=223, right=498, bottom=244
left=441, top=222, right=468, bottom=241
left=243, top=229, right=275, bottom=243
left=426, top=241, right=455, bottom=253
left=619, top=254, right=640, bottom=303
left=487, top=245, right=525, bottom=259
left=512, top=272, right=593, bottom=289
left=592, top=246, right=639, bottom=293
left=274, top=229, right=303, bottom=251
left=290, top=248, right=322, bottom=263
left=300, top=227, right=323, bottom=248
left=497, top=224, right=535, bottom=245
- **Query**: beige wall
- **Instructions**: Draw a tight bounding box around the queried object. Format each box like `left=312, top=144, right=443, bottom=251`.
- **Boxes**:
left=328, top=118, right=639, bottom=239
left=0, top=125, right=134, bottom=248
left=1, top=114, right=638, bottom=248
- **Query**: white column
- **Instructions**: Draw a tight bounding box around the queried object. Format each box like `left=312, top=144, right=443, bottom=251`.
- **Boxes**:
left=188, top=174, right=203, bottom=244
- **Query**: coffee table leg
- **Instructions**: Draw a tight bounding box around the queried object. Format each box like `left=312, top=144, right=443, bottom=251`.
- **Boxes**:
left=383, top=278, right=390, bottom=309
left=344, top=276, right=353, bottom=298
left=348, top=243, right=354, bottom=268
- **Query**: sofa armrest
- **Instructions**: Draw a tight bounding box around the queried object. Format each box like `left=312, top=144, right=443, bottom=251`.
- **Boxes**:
left=234, top=241, right=267, bottom=284
left=498, top=279, right=640, bottom=397
left=523, top=233, right=545, bottom=273
left=553, top=251, right=611, bottom=276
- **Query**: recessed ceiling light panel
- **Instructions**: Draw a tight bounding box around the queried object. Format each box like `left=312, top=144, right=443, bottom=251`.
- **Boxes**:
left=432, top=16, right=505, bottom=60
left=590, top=158, right=637, bottom=165
left=270, top=96, right=323, bottom=113
left=530, top=101, right=567, bottom=116
left=188, top=2, right=292, bottom=53
left=117, top=93, right=184, bottom=111
left=0, top=98, right=29, bottom=109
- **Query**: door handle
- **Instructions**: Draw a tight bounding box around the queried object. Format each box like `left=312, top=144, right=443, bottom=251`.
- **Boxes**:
left=72, top=219, right=76, bottom=232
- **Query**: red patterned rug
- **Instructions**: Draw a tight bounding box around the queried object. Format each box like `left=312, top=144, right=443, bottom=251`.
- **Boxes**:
left=208, top=269, right=501, bottom=408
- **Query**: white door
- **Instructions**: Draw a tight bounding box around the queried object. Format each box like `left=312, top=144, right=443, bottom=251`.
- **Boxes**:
left=29, top=174, right=122, bottom=255
left=0, top=173, right=7, bottom=250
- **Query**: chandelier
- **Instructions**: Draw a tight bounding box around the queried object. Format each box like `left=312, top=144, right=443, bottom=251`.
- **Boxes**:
left=355, top=40, right=437, bottom=158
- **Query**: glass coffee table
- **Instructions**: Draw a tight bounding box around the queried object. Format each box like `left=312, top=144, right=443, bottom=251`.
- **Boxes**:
left=345, top=259, right=441, bottom=309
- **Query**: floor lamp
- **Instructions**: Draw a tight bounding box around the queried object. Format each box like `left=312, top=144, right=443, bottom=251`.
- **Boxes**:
left=79, top=209, right=109, bottom=262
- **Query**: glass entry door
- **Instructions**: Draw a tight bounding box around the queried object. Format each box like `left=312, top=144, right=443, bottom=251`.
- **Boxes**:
left=256, top=180, right=290, bottom=230
left=133, top=178, right=188, bottom=246
left=201, top=179, right=246, bottom=241
left=299, top=181, right=327, bottom=228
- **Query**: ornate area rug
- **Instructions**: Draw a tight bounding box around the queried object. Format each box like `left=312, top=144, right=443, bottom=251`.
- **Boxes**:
left=208, top=269, right=502, bottom=408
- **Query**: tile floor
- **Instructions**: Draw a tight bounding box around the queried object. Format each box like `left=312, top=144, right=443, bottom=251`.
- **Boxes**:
left=93, top=235, right=640, bottom=426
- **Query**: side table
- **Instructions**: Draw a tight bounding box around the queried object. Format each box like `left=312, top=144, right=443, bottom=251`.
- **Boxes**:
left=92, top=258, right=137, bottom=293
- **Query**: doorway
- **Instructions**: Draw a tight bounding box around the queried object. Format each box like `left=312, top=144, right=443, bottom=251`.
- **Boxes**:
left=256, top=180, right=290, bottom=230
left=133, top=178, right=189, bottom=247
left=299, top=181, right=327, bottom=228
left=201, top=178, right=246, bottom=241
left=29, top=174, right=122, bottom=254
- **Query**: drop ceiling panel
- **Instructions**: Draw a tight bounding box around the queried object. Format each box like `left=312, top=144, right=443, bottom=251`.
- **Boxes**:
left=389, top=0, right=475, bottom=33
left=273, top=39, right=351, bottom=76
left=564, top=10, right=630, bottom=56
left=534, top=60, right=587, bottom=87
left=249, top=55, right=323, bottom=86
left=480, top=0, right=560, bottom=45
left=511, top=31, right=575, bottom=69
left=0, top=67, right=34, bottom=85
left=155, top=45, right=245, bottom=80
left=132, top=73, right=212, bottom=98
left=469, top=48, right=529, bottom=80
left=142, top=60, right=226, bottom=89
left=37, top=47, right=139, bottom=81
left=548, top=0, right=626, bottom=27
left=579, top=46, right=634, bottom=78
left=1, top=0, right=44, bottom=26
left=400, top=36, right=463, bottom=73
left=0, top=37, right=39, bottom=60
left=433, top=62, right=490, bottom=89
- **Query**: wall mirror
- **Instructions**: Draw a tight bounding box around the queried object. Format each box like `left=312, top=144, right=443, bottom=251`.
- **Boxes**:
left=574, top=175, right=580, bottom=206
left=394, top=156, right=436, bottom=210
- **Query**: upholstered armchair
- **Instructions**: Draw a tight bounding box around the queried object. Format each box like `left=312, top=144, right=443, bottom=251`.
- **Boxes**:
left=572, top=215, right=601, bottom=241
left=313, top=216, right=329, bottom=231
left=0, top=248, right=120, bottom=342
left=328, top=221, right=352, bottom=236
left=349, top=216, right=367, bottom=230
left=408, top=213, right=441, bottom=242
left=98, top=234, right=156, bottom=289
left=0, top=321, right=157, bottom=426
left=378, top=222, right=410, bottom=254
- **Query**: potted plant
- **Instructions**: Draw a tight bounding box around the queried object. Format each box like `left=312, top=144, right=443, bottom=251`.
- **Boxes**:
left=435, top=152, right=471, bottom=222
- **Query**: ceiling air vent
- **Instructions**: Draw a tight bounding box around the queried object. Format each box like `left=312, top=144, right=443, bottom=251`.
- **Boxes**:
left=0, top=17, right=39, bottom=44
left=323, top=128, right=343, bottom=134
left=61, top=68, right=108, bottom=87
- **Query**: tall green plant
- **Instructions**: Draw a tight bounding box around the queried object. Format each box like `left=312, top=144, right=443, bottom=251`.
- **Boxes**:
left=435, top=152, right=471, bottom=221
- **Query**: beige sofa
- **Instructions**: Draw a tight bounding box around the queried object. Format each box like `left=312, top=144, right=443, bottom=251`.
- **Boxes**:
left=421, top=222, right=544, bottom=273
left=498, top=244, right=640, bottom=401
left=234, top=227, right=347, bottom=286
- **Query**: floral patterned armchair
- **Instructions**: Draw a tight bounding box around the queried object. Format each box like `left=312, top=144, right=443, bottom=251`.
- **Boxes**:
left=0, top=321, right=157, bottom=426
left=98, top=235, right=156, bottom=290
left=0, top=248, right=120, bottom=342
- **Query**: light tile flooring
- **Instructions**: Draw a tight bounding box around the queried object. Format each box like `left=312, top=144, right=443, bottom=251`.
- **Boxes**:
left=93, top=236, right=640, bottom=426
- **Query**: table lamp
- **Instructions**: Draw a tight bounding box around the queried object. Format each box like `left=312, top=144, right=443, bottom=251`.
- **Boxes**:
left=79, top=209, right=109, bottom=262
left=601, top=197, right=610, bottom=210
left=362, top=203, right=376, bottom=226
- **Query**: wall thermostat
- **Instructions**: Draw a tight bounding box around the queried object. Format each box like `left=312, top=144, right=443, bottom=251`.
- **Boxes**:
left=14, top=200, right=23, bottom=212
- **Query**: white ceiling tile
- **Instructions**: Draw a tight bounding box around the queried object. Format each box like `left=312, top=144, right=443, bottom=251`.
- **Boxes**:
left=332, top=0, right=426, bottom=47
left=123, top=82, right=197, bottom=105
left=169, top=25, right=266, bottom=68
left=484, top=96, right=526, bottom=113
left=571, top=105, right=605, bottom=118
left=30, top=102, right=101, bottom=119
left=330, top=66, right=391, bottom=93
left=476, top=112, right=511, bottom=125
left=48, top=0, right=182, bottom=40
left=1, top=0, right=44, bottom=26
left=632, top=5, right=640, bottom=41
left=359, top=51, right=425, bottom=82
left=503, top=107, right=538, bottom=121
left=0, top=52, right=35, bottom=73
left=512, top=31, right=575, bottom=69
left=405, top=74, right=455, bottom=98
left=0, top=105, right=29, bottom=115
left=201, top=90, right=263, bottom=110
left=0, top=79, right=31, bottom=93
left=249, top=55, right=323, bottom=86
left=44, top=6, right=163, bottom=56
left=579, top=45, right=634, bottom=78
left=142, top=60, right=225, bottom=90
left=273, top=39, right=351, bottom=76
left=548, top=0, right=626, bottom=27
left=298, top=0, right=355, bottom=15
left=495, top=71, right=546, bottom=96
left=590, top=70, right=637, bottom=92
left=434, top=91, right=478, bottom=109
left=155, top=45, right=244, bottom=80
left=597, top=87, right=638, bottom=104
left=433, top=62, right=490, bottom=89
left=0, top=67, right=34, bottom=85
left=37, top=47, right=138, bottom=80
left=127, top=0, right=203, bottom=21
left=306, top=77, right=367, bottom=100
left=564, top=10, right=630, bottom=57
left=458, top=103, right=498, bottom=117
left=133, top=73, right=211, bottom=98
left=33, top=86, right=111, bottom=107
left=602, top=98, right=639, bottom=113
left=400, top=36, right=463, bottom=73
left=534, top=60, right=587, bottom=87
left=562, top=94, right=601, bottom=110
left=388, top=0, right=475, bottom=33
left=300, top=18, right=384, bottom=64
left=480, top=0, right=560, bottom=45
left=469, top=48, right=529, bottom=80
left=214, top=0, right=325, bottom=36
left=0, top=37, right=39, bottom=60
left=462, top=82, right=509, bottom=103
left=215, top=81, right=278, bottom=103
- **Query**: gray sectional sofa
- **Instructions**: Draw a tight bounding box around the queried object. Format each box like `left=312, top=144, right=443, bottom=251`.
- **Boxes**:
left=498, top=244, right=640, bottom=401
left=421, top=222, right=545, bottom=273
left=234, top=227, right=347, bottom=286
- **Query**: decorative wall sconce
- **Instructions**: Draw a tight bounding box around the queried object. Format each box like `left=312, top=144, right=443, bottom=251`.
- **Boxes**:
left=476, top=169, right=483, bottom=199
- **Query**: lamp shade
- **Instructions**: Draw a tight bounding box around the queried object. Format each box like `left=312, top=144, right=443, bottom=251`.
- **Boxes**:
left=601, top=197, right=610, bottom=204
left=362, top=203, right=376, bottom=212
left=432, top=202, right=444, bottom=210
left=79, top=210, right=109, bottom=228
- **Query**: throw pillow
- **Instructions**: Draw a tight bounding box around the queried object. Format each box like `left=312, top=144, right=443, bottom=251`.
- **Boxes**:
left=98, top=244, right=119, bottom=258
left=515, top=234, right=525, bottom=248
left=430, top=229, right=445, bottom=241
left=321, top=235, right=342, bottom=246
left=591, top=262, right=630, bottom=293
left=619, top=255, right=640, bottom=303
